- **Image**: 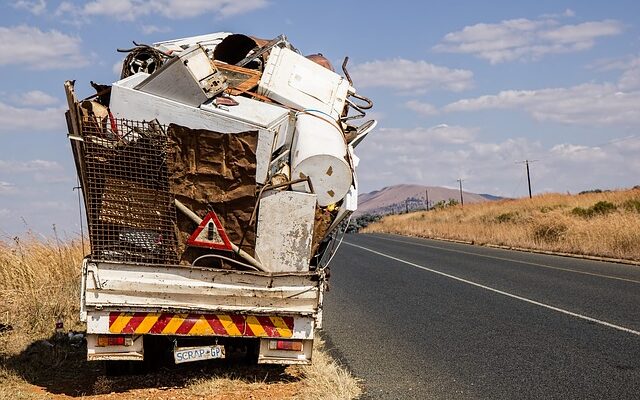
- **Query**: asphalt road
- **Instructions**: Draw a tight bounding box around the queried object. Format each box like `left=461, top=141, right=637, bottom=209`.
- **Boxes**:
left=322, top=233, right=640, bottom=399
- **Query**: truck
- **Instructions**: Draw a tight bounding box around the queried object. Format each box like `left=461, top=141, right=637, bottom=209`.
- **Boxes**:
left=64, top=32, right=375, bottom=369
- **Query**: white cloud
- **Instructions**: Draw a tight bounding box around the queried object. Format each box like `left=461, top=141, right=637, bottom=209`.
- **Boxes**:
left=370, top=125, right=477, bottom=153
left=442, top=53, right=640, bottom=126
left=356, top=123, right=639, bottom=197
left=0, top=101, right=66, bottom=133
left=589, top=55, right=640, bottom=90
left=539, top=20, right=622, bottom=44
left=28, top=200, right=74, bottom=211
left=405, top=100, right=439, bottom=116
left=0, top=25, right=88, bottom=69
left=540, top=9, right=576, bottom=19
left=0, top=208, right=9, bottom=218
left=12, top=0, right=47, bottom=15
left=56, top=0, right=268, bottom=21
left=0, top=160, right=63, bottom=173
left=112, top=60, right=123, bottom=76
left=444, top=83, right=640, bottom=126
left=79, top=0, right=139, bottom=20
left=0, top=181, right=17, bottom=195
left=351, top=59, right=474, bottom=93
left=357, top=127, right=538, bottom=195
left=434, top=17, right=623, bottom=64
left=141, top=24, right=171, bottom=35
left=549, top=144, right=608, bottom=162
left=14, top=90, right=59, bottom=106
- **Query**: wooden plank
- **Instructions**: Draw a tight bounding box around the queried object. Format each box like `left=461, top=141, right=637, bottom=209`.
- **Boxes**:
left=214, top=61, right=261, bottom=95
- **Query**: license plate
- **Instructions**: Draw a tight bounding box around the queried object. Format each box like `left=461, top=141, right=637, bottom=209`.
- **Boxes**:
left=174, top=345, right=225, bottom=364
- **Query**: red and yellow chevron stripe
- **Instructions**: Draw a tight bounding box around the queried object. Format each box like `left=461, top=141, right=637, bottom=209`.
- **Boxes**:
left=108, top=312, right=294, bottom=338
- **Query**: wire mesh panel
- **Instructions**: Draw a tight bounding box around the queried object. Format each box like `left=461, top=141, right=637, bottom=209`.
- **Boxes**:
left=80, top=117, right=178, bottom=264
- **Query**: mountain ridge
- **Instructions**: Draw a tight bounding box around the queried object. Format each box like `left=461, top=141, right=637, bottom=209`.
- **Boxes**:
left=356, top=184, right=501, bottom=215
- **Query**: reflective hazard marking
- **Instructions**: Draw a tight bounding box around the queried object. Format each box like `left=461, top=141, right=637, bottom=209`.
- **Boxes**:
left=187, top=211, right=233, bottom=250
left=108, top=312, right=295, bottom=337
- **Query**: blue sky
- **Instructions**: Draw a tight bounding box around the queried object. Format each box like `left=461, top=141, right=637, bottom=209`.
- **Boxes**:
left=1, top=0, right=639, bottom=236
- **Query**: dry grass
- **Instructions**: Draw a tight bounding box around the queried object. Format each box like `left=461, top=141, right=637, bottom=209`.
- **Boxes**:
left=188, top=338, right=361, bottom=400
left=0, top=235, right=361, bottom=399
left=364, top=188, right=640, bottom=261
left=289, top=338, right=362, bottom=399
left=0, top=234, right=85, bottom=354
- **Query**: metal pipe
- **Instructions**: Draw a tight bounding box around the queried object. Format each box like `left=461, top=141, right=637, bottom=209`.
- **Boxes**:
left=342, top=57, right=353, bottom=86
left=174, top=199, right=266, bottom=272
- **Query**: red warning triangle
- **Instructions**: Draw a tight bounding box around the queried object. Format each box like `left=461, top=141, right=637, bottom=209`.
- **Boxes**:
left=187, top=211, right=233, bottom=251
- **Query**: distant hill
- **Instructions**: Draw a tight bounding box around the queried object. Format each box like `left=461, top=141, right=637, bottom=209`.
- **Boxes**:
left=479, top=193, right=506, bottom=201
left=356, top=184, right=496, bottom=215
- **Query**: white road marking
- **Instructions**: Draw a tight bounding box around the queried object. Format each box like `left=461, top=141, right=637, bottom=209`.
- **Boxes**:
left=373, top=234, right=640, bottom=285
left=344, top=241, right=640, bottom=337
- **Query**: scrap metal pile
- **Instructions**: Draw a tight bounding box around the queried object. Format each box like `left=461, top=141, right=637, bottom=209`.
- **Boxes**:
left=65, top=32, right=375, bottom=273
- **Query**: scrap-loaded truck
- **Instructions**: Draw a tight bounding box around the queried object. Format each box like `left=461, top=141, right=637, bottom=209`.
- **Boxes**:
left=64, top=32, right=375, bottom=367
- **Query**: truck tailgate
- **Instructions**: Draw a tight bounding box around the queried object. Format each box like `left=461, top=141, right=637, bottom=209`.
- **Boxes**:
left=82, top=260, right=320, bottom=315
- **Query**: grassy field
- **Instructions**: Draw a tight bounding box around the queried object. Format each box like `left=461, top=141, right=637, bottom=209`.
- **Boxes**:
left=0, top=236, right=360, bottom=399
left=364, top=188, right=640, bottom=261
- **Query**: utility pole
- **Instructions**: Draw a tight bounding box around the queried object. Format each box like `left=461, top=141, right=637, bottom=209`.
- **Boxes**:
left=457, top=179, right=464, bottom=206
left=516, top=160, right=538, bottom=198
left=405, top=199, right=409, bottom=214
left=425, top=188, right=430, bottom=211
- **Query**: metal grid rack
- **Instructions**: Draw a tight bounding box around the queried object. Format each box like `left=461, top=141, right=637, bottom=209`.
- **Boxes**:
left=79, top=117, right=178, bottom=264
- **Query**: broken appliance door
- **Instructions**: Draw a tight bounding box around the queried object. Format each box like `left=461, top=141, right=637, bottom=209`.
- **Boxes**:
left=135, top=44, right=227, bottom=107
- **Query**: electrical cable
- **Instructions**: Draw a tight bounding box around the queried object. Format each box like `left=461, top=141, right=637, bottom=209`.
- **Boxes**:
left=191, top=253, right=259, bottom=271
left=319, top=214, right=352, bottom=270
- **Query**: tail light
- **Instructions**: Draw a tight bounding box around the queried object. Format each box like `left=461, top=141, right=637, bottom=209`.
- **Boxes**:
left=96, top=335, right=133, bottom=347
left=268, top=340, right=303, bottom=351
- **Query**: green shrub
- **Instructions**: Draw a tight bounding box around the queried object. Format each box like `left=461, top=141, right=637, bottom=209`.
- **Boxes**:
left=579, top=189, right=602, bottom=195
left=571, top=207, right=591, bottom=218
left=571, top=201, right=617, bottom=218
left=495, top=212, right=518, bottom=223
left=532, top=221, right=567, bottom=243
left=591, top=201, right=616, bottom=215
left=540, top=205, right=564, bottom=213
left=622, top=199, right=640, bottom=213
left=347, top=214, right=382, bottom=233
